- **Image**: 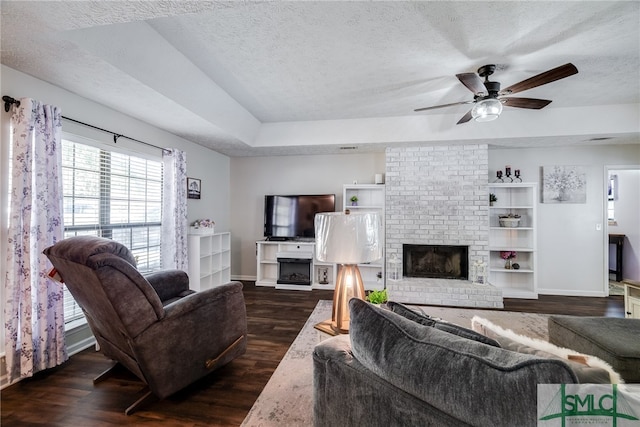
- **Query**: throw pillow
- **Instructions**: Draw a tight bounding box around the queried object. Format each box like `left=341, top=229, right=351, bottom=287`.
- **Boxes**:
left=471, top=316, right=623, bottom=384
left=386, top=301, right=500, bottom=347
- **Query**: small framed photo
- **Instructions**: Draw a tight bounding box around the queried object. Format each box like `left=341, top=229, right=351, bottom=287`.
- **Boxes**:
left=187, top=177, right=201, bottom=199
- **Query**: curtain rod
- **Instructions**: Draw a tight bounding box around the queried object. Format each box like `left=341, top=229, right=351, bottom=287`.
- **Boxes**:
left=3, top=95, right=169, bottom=153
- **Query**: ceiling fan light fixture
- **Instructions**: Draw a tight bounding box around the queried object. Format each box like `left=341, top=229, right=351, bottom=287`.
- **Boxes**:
left=472, top=98, right=503, bottom=122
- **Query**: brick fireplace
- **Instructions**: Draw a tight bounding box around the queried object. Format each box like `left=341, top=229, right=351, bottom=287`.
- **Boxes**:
left=385, top=144, right=503, bottom=308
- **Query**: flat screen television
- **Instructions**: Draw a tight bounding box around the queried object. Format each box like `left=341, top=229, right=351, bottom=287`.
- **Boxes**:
left=264, top=194, right=335, bottom=240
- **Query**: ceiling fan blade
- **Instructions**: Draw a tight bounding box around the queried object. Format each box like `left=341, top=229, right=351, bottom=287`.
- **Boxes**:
left=457, top=110, right=473, bottom=124
left=501, top=97, right=552, bottom=109
left=414, top=100, right=473, bottom=112
left=456, top=73, right=486, bottom=95
left=500, top=63, right=578, bottom=95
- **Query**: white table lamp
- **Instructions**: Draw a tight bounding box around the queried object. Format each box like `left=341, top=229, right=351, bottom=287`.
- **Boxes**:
left=314, top=211, right=381, bottom=334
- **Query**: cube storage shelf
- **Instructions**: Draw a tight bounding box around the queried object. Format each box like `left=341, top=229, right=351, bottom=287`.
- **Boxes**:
left=187, top=232, right=231, bottom=292
left=488, top=182, right=538, bottom=298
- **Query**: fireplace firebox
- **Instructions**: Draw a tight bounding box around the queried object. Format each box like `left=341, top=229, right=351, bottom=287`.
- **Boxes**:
left=403, top=244, right=469, bottom=280
left=277, top=252, right=312, bottom=285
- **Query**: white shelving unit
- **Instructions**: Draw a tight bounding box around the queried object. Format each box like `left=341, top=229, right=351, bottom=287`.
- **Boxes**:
left=187, top=232, right=231, bottom=292
left=255, top=240, right=336, bottom=290
left=343, top=184, right=386, bottom=290
left=488, top=183, right=538, bottom=298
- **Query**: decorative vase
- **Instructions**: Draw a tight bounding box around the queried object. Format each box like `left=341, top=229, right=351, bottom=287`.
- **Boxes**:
left=505, top=258, right=512, bottom=269
left=351, top=201, right=357, bottom=206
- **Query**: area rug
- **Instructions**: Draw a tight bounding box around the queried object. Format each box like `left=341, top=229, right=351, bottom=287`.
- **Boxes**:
left=241, top=300, right=550, bottom=427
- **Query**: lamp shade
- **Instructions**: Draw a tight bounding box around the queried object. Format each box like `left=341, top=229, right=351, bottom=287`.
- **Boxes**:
left=315, top=212, right=381, bottom=264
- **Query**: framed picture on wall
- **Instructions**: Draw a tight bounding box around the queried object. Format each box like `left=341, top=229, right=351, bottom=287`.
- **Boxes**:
left=541, top=165, right=587, bottom=203
left=187, top=177, right=201, bottom=199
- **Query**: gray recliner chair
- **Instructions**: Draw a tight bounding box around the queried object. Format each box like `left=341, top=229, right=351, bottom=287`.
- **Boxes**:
left=44, top=235, right=247, bottom=414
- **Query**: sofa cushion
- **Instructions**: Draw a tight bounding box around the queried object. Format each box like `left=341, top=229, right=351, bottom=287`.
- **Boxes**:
left=349, top=299, right=578, bottom=427
left=471, top=316, right=621, bottom=384
left=386, top=301, right=500, bottom=347
left=548, top=315, right=640, bottom=383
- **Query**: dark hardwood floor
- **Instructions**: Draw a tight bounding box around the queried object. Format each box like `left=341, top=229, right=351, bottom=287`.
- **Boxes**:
left=0, top=282, right=624, bottom=426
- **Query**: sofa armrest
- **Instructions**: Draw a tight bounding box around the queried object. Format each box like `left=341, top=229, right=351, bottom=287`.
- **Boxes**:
left=144, top=270, right=191, bottom=302
left=313, top=336, right=468, bottom=427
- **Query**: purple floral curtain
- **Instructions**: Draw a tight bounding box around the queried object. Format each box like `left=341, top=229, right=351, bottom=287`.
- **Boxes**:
left=4, top=98, right=67, bottom=383
left=161, top=149, right=188, bottom=270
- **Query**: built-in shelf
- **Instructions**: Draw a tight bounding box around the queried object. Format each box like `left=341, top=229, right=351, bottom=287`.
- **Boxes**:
left=343, top=184, right=385, bottom=290
left=488, top=183, right=538, bottom=299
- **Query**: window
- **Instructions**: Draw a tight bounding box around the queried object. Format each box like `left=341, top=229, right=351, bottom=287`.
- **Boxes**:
left=61, top=138, right=163, bottom=325
left=608, top=175, right=617, bottom=223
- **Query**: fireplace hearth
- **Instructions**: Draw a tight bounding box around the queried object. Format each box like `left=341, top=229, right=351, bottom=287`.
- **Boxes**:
left=403, top=244, right=469, bottom=280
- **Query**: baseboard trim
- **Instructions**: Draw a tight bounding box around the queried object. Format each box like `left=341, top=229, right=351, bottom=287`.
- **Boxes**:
left=537, top=288, right=608, bottom=298
left=232, top=275, right=256, bottom=281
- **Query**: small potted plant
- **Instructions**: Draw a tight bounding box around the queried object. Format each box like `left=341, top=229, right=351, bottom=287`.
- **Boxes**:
left=489, top=193, right=497, bottom=206
left=366, top=289, right=388, bottom=305
left=350, top=195, right=358, bottom=206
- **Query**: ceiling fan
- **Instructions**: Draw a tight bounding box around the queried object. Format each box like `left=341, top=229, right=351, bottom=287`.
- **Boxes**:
left=414, top=63, right=578, bottom=124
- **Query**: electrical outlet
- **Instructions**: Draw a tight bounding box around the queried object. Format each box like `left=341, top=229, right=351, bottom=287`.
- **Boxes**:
left=596, top=223, right=602, bottom=231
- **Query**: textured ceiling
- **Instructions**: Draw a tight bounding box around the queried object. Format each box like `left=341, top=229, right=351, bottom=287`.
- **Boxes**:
left=1, top=1, right=639, bottom=156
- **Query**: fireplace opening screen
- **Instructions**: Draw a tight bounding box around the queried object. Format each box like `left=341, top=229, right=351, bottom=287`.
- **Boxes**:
left=403, top=244, right=469, bottom=280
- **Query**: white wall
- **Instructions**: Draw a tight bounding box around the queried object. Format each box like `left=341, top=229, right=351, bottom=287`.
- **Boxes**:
left=609, top=169, right=640, bottom=282
left=0, top=66, right=231, bottom=354
left=230, top=153, right=385, bottom=278
left=489, top=144, right=640, bottom=296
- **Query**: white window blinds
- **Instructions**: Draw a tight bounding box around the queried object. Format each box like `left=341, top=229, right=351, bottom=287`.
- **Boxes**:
left=61, top=139, right=163, bottom=324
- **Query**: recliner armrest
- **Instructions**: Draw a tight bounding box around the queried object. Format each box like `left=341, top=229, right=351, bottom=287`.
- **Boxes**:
left=144, top=270, right=190, bottom=302
left=162, top=281, right=242, bottom=319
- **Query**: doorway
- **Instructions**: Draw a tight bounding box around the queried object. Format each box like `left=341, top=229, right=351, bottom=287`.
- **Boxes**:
left=604, top=165, right=640, bottom=296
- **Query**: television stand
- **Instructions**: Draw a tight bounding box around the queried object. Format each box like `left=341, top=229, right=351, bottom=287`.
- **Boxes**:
left=256, top=240, right=335, bottom=290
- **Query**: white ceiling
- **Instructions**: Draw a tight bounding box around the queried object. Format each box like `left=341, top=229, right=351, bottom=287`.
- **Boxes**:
left=2, top=1, right=639, bottom=156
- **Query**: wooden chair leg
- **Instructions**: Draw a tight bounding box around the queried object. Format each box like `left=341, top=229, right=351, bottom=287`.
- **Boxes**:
left=125, top=389, right=157, bottom=416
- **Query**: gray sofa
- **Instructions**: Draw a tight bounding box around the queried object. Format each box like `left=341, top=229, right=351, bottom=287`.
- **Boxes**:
left=313, top=299, right=579, bottom=427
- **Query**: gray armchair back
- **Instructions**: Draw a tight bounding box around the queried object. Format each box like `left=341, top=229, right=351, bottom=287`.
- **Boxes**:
left=44, top=235, right=247, bottom=412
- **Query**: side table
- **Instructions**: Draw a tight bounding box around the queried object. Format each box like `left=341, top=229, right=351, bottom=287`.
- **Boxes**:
left=623, top=280, right=640, bottom=319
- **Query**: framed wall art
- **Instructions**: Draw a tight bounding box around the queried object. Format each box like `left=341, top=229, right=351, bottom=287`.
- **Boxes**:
left=541, top=165, right=586, bottom=203
left=187, top=177, right=201, bottom=199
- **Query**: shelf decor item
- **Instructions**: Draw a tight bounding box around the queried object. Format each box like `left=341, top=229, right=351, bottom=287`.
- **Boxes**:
left=190, top=218, right=215, bottom=234
left=350, top=195, right=358, bottom=206
left=314, top=211, right=382, bottom=335
left=499, top=214, right=520, bottom=227
left=500, top=251, right=517, bottom=269
left=489, top=193, right=497, bottom=206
